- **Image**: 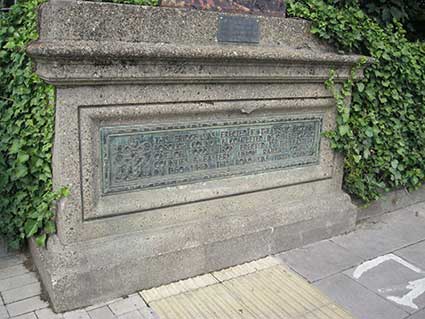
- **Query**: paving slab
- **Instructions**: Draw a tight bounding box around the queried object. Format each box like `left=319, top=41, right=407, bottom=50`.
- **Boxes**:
left=0, top=273, right=38, bottom=292
left=2, top=282, right=41, bottom=304
left=6, top=296, right=48, bottom=317
left=276, top=240, right=363, bottom=282
left=0, top=256, right=25, bottom=271
left=84, top=298, right=123, bottom=312
left=345, top=254, right=425, bottom=314
left=117, top=311, right=146, bottom=319
left=11, top=312, right=37, bottom=319
left=136, top=306, right=158, bottom=319
left=0, top=304, right=8, bottom=319
left=314, top=273, right=409, bottom=319
left=108, top=295, right=148, bottom=316
left=0, top=265, right=29, bottom=281
left=62, top=309, right=90, bottom=319
left=407, top=309, right=425, bottom=319
left=415, top=202, right=425, bottom=218
left=35, top=308, right=64, bottom=319
left=395, top=241, right=425, bottom=269
left=332, top=215, right=425, bottom=259
left=87, top=306, right=115, bottom=319
left=371, top=208, right=425, bottom=245
left=300, top=304, right=353, bottom=319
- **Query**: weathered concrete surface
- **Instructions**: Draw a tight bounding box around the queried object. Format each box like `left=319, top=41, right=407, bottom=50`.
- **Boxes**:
left=27, top=1, right=366, bottom=312
left=34, top=2, right=328, bottom=50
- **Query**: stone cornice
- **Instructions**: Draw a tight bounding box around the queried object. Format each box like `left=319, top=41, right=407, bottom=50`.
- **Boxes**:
left=28, top=40, right=369, bottom=86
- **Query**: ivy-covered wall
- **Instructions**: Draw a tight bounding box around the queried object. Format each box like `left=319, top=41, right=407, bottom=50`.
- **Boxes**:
left=1, top=0, right=424, bottom=247
left=328, top=0, right=425, bottom=40
left=0, top=0, right=157, bottom=248
left=288, top=0, right=425, bottom=202
left=0, top=0, right=62, bottom=249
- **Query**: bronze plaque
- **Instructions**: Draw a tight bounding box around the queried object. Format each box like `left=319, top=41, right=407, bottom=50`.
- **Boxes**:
left=217, top=15, right=260, bottom=43
left=100, top=116, right=322, bottom=194
left=160, top=0, right=286, bottom=17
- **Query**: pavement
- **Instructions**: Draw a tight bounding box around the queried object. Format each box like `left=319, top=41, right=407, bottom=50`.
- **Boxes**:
left=279, top=202, right=425, bottom=319
left=1, top=202, right=425, bottom=319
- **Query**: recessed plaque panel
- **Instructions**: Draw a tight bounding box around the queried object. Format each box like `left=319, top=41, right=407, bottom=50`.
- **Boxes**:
left=100, top=116, right=322, bottom=195
left=217, top=15, right=260, bottom=44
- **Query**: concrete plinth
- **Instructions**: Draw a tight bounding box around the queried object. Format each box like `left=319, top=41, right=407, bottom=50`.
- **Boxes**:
left=27, top=1, right=365, bottom=312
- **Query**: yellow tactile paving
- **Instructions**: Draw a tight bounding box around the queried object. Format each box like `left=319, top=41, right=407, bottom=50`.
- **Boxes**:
left=141, top=274, right=219, bottom=303
left=212, top=256, right=281, bottom=282
left=300, top=304, right=353, bottom=319
left=141, top=258, right=356, bottom=319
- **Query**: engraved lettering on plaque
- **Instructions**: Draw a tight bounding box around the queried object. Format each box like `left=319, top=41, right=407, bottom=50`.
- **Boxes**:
left=101, top=116, right=322, bottom=194
left=217, top=15, right=260, bottom=43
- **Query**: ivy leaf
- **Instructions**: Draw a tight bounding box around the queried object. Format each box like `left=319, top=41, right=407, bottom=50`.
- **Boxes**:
left=17, top=152, right=29, bottom=163
left=61, top=187, right=70, bottom=197
left=44, top=221, right=56, bottom=234
left=14, top=165, right=28, bottom=179
left=24, top=219, right=39, bottom=238
left=9, top=140, right=21, bottom=154
left=391, top=160, right=399, bottom=169
left=339, top=125, right=350, bottom=136
left=35, top=233, right=46, bottom=247
left=365, top=127, right=374, bottom=138
left=364, top=149, right=371, bottom=159
left=353, top=155, right=362, bottom=163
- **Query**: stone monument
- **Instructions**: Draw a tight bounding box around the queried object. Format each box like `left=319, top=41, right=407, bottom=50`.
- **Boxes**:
left=28, top=0, right=366, bottom=312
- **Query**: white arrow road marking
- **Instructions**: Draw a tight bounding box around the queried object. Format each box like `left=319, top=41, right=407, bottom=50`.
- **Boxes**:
left=353, top=254, right=423, bottom=279
left=352, top=254, right=425, bottom=310
left=387, top=277, right=425, bottom=310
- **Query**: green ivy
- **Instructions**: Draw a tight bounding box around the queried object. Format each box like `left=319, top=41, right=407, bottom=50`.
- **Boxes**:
left=328, top=0, right=424, bottom=36
left=0, top=0, right=67, bottom=249
left=288, top=0, right=425, bottom=202
left=1, top=0, right=157, bottom=249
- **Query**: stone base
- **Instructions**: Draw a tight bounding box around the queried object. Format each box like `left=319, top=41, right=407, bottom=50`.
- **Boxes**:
left=30, top=189, right=356, bottom=312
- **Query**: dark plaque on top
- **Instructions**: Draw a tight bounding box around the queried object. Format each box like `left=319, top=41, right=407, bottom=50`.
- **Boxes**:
left=217, top=15, right=260, bottom=43
left=160, top=0, right=286, bottom=17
